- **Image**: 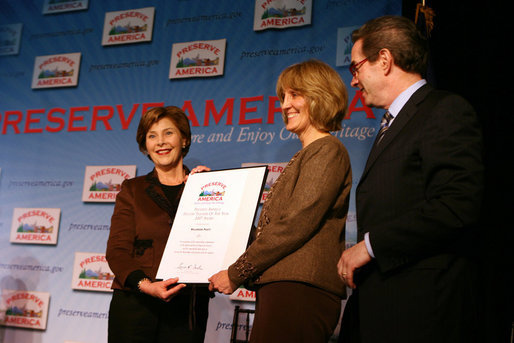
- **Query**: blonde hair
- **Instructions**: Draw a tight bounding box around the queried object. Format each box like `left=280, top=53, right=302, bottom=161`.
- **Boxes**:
left=276, top=59, right=348, bottom=131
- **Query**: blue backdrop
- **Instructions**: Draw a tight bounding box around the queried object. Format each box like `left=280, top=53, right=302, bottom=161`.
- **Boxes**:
left=0, top=1, right=401, bottom=342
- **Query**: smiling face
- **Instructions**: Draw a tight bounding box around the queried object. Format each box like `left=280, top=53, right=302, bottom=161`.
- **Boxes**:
left=281, top=88, right=314, bottom=136
left=350, top=40, right=387, bottom=109
left=145, top=117, right=185, bottom=171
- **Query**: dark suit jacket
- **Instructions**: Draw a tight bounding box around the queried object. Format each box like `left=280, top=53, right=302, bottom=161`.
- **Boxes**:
left=106, top=169, right=183, bottom=290
left=351, top=84, right=484, bottom=343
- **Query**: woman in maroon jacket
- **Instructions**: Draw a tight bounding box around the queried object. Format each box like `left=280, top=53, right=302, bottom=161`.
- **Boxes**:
left=106, top=106, right=210, bottom=343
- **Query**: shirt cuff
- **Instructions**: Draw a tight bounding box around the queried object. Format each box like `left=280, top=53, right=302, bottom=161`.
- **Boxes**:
left=364, top=232, right=375, bottom=258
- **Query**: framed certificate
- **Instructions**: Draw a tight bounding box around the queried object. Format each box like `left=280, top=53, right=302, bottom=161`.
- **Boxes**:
left=156, top=166, right=268, bottom=284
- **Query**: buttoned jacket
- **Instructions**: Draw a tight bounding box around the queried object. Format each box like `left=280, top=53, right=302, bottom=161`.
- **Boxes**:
left=352, top=84, right=484, bottom=342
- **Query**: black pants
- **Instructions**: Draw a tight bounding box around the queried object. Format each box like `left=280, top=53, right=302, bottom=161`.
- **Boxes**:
left=250, top=281, right=342, bottom=343
left=108, top=288, right=209, bottom=343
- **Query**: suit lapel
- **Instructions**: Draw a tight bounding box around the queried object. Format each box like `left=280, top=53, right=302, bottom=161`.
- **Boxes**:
left=359, top=84, right=433, bottom=185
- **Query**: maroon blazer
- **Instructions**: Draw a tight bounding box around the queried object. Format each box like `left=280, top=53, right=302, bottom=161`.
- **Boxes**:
left=106, top=169, right=183, bottom=290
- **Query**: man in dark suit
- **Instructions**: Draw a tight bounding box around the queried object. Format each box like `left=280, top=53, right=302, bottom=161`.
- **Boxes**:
left=337, top=15, right=484, bottom=343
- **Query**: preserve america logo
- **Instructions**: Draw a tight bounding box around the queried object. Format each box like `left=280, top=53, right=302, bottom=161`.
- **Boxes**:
left=10, top=208, right=61, bottom=245
left=82, top=165, right=136, bottom=202
left=229, top=286, right=256, bottom=302
left=336, top=25, right=360, bottom=67
left=102, top=7, right=155, bottom=46
left=197, top=181, right=227, bottom=202
left=1, top=290, right=50, bottom=330
left=169, top=39, right=226, bottom=79
left=31, top=52, right=81, bottom=89
left=0, top=23, right=23, bottom=56
left=253, top=0, right=312, bottom=31
left=42, top=0, right=89, bottom=15
left=71, top=252, right=114, bottom=292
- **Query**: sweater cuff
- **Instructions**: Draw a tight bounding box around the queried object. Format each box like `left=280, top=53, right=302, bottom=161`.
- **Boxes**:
left=125, top=270, right=149, bottom=290
left=227, top=265, right=242, bottom=287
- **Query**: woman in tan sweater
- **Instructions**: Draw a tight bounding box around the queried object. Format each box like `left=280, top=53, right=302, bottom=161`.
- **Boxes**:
left=209, top=59, right=352, bottom=342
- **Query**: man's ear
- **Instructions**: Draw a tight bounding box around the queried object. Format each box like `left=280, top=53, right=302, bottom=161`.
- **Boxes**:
left=378, top=48, right=394, bottom=75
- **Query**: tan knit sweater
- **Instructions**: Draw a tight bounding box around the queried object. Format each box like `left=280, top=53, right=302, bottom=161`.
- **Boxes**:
left=228, top=135, right=352, bottom=297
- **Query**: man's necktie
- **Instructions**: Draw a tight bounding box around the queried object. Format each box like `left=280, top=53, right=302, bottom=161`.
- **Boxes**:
left=376, top=111, right=393, bottom=144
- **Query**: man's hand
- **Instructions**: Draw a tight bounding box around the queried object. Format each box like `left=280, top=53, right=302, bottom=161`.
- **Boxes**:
left=337, top=241, right=372, bottom=289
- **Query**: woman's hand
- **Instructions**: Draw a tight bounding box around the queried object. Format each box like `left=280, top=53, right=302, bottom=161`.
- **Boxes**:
left=185, top=165, right=211, bottom=182
left=208, top=270, right=237, bottom=295
left=139, top=277, right=187, bottom=302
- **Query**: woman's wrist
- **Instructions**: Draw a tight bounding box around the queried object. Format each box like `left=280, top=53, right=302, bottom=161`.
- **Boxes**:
left=137, top=277, right=151, bottom=292
left=125, top=270, right=149, bottom=290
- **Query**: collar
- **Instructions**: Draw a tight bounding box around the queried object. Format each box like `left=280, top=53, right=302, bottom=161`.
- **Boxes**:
left=387, top=79, right=427, bottom=119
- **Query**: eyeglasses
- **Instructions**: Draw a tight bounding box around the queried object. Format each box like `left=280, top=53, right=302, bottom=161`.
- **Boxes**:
left=349, top=57, right=369, bottom=77
left=349, top=51, right=380, bottom=76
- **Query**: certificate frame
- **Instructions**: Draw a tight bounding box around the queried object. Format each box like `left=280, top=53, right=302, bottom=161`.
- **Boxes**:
left=156, top=166, right=268, bottom=284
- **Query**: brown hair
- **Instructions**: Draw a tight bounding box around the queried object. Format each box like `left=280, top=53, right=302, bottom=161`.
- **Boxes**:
left=276, top=59, right=348, bottom=132
left=136, top=106, right=191, bottom=158
left=352, top=15, right=428, bottom=76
